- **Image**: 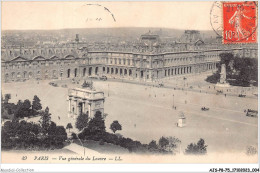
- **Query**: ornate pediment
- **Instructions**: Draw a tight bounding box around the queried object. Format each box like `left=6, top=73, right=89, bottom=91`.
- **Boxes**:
left=64, top=55, right=75, bottom=59
left=10, top=56, right=29, bottom=62
left=49, top=55, right=60, bottom=60
left=32, top=56, right=46, bottom=61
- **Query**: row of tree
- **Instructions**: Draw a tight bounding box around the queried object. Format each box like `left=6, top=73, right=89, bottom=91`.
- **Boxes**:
left=1, top=95, right=42, bottom=120
left=2, top=107, right=67, bottom=150
left=75, top=111, right=170, bottom=154
left=74, top=111, right=207, bottom=155
left=75, top=112, right=122, bottom=134
left=148, top=137, right=207, bottom=155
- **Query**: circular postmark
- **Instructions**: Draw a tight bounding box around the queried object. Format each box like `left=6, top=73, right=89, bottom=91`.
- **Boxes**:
left=83, top=4, right=116, bottom=22
left=210, top=1, right=257, bottom=43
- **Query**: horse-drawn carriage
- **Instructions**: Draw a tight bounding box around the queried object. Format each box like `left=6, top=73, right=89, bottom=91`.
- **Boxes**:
left=201, top=107, right=209, bottom=111
left=246, top=109, right=258, bottom=118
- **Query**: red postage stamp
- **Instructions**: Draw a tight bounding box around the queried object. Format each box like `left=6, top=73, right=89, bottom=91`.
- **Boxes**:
left=222, top=1, right=257, bottom=44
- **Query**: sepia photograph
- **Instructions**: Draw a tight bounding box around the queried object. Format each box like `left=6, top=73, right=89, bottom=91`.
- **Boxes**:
left=0, top=1, right=259, bottom=170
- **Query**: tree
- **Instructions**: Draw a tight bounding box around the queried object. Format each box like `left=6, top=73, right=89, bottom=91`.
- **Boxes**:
left=47, top=122, right=67, bottom=148
left=22, top=99, right=32, bottom=117
left=246, top=146, right=257, bottom=156
left=185, top=138, right=207, bottom=155
left=159, top=136, right=169, bottom=149
left=2, top=119, right=41, bottom=149
left=39, top=107, right=51, bottom=136
left=75, top=112, right=89, bottom=131
left=2, top=120, right=19, bottom=138
left=53, top=126, right=67, bottom=146
left=14, top=99, right=31, bottom=119
left=23, top=99, right=31, bottom=109
left=167, top=136, right=181, bottom=153
left=66, top=123, right=73, bottom=132
left=158, top=136, right=181, bottom=153
left=1, top=93, right=4, bottom=103
left=17, top=120, right=40, bottom=147
left=148, top=140, right=158, bottom=149
left=32, top=95, right=42, bottom=115
left=110, top=120, right=122, bottom=133
left=206, top=54, right=258, bottom=87
left=87, top=111, right=106, bottom=134
left=2, top=108, right=68, bottom=150
left=219, top=53, right=234, bottom=76
left=15, top=100, right=24, bottom=118
left=4, top=94, right=11, bottom=104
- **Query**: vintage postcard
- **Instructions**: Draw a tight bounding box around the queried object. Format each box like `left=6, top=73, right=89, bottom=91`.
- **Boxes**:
left=0, top=0, right=259, bottom=170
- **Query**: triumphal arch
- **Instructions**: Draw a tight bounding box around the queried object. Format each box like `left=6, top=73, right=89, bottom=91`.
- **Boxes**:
left=67, top=82, right=105, bottom=119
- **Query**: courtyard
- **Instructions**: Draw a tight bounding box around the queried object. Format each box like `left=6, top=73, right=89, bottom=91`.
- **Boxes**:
left=1, top=75, right=258, bottom=154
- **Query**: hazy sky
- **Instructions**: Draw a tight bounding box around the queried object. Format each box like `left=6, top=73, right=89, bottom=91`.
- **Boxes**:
left=2, top=1, right=214, bottom=30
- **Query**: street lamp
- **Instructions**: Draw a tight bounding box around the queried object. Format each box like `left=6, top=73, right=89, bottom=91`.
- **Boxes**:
left=76, top=133, right=85, bottom=156
left=172, top=94, right=174, bottom=109
left=108, top=84, right=110, bottom=97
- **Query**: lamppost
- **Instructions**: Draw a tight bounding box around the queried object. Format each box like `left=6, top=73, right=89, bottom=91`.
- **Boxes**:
left=108, top=84, right=110, bottom=97
left=76, top=133, right=85, bottom=156
left=172, top=94, right=175, bottom=109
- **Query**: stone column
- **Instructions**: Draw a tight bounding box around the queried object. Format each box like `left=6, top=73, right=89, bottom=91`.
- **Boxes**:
left=77, top=104, right=81, bottom=117
left=88, top=103, right=91, bottom=118
left=68, top=99, right=72, bottom=117
left=82, top=101, right=85, bottom=114
left=74, top=99, right=78, bottom=119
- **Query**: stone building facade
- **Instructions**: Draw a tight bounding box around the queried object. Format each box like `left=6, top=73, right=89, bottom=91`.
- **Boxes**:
left=1, top=32, right=258, bottom=83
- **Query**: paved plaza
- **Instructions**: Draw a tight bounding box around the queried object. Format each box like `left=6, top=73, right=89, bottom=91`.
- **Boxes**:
left=2, top=75, right=258, bottom=154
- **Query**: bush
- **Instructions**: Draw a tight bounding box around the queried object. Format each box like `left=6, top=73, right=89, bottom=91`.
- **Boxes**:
left=185, top=138, right=207, bottom=155
left=99, top=139, right=105, bottom=145
left=71, top=132, right=77, bottom=140
left=159, top=136, right=169, bottom=149
left=110, top=120, right=122, bottom=133
left=246, top=146, right=257, bottom=156
left=205, top=73, right=220, bottom=84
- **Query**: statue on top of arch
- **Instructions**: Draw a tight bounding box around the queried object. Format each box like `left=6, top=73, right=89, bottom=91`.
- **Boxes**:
left=82, top=80, right=94, bottom=90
